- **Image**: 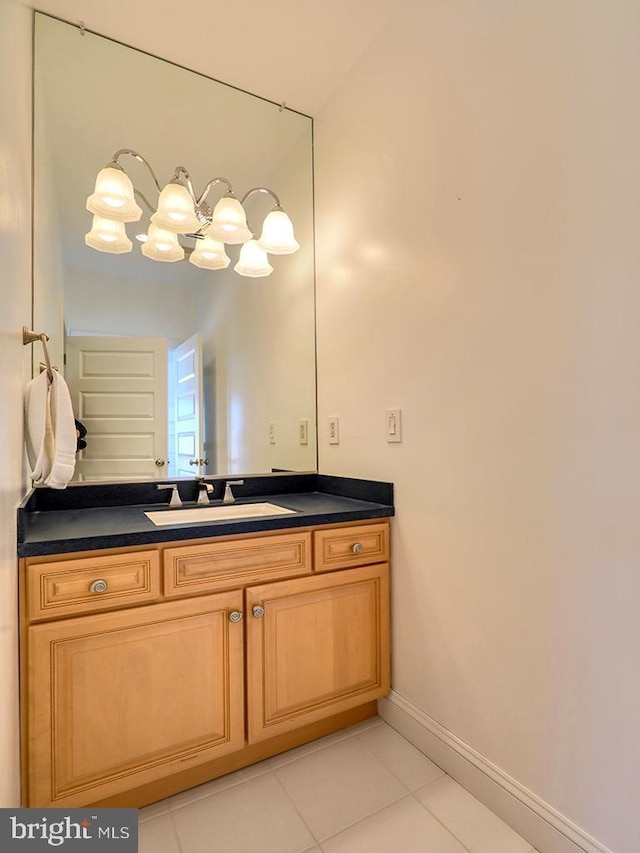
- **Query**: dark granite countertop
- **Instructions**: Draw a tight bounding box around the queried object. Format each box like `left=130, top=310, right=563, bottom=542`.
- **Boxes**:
left=18, top=474, right=394, bottom=557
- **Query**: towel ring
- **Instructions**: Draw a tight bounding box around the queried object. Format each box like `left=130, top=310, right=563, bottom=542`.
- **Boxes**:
left=22, top=327, right=54, bottom=382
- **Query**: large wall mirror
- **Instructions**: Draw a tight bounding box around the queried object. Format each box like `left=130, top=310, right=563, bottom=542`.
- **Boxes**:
left=33, top=12, right=317, bottom=483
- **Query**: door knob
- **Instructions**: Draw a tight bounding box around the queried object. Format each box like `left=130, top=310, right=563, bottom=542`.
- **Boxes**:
left=155, top=458, right=166, bottom=466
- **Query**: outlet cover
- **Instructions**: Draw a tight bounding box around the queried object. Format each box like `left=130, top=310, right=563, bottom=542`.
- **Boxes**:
left=328, top=416, right=339, bottom=445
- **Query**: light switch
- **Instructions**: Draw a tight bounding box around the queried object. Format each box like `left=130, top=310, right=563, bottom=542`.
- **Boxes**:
left=269, top=422, right=276, bottom=444
left=299, top=418, right=308, bottom=445
left=386, top=408, right=402, bottom=442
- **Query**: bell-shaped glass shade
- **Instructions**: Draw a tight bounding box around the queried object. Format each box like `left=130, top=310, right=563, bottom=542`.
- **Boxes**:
left=258, top=209, right=300, bottom=254
left=85, top=216, right=133, bottom=254
left=151, top=182, right=201, bottom=233
left=207, top=194, right=253, bottom=244
left=234, top=239, right=273, bottom=277
left=141, top=224, right=185, bottom=262
left=86, top=167, right=142, bottom=223
left=189, top=235, right=231, bottom=270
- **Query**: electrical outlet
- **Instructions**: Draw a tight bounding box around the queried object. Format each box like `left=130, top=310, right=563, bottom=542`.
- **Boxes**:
left=386, top=408, right=402, bottom=442
left=299, top=418, right=308, bottom=445
left=328, top=416, right=340, bottom=445
left=269, top=422, right=276, bottom=444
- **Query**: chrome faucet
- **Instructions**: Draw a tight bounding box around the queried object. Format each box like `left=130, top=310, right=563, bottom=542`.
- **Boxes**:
left=156, top=483, right=182, bottom=506
left=223, top=480, right=244, bottom=503
left=196, top=479, right=214, bottom=505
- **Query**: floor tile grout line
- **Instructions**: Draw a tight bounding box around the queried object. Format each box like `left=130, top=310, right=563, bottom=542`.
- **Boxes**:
left=354, top=727, right=446, bottom=794
left=408, top=789, right=475, bottom=853
left=166, top=762, right=271, bottom=813
left=265, top=716, right=385, bottom=770
left=164, top=806, right=186, bottom=853
left=412, top=779, right=537, bottom=853
left=152, top=720, right=387, bottom=818
left=311, top=792, right=415, bottom=847
left=269, top=769, right=325, bottom=847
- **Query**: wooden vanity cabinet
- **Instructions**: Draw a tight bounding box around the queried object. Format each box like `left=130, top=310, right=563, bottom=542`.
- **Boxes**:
left=20, top=520, right=390, bottom=808
left=26, top=591, right=244, bottom=808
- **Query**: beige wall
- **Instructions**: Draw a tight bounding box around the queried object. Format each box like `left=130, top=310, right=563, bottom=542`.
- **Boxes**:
left=315, top=2, right=640, bottom=852
left=0, top=0, right=33, bottom=808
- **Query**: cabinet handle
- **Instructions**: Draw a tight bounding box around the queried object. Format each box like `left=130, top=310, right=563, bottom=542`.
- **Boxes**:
left=89, top=579, right=108, bottom=594
left=229, top=610, right=244, bottom=623
left=352, top=543, right=364, bottom=554
left=252, top=605, right=265, bottom=619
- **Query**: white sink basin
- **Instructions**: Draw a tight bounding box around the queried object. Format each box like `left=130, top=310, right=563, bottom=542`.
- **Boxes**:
left=145, top=502, right=296, bottom=526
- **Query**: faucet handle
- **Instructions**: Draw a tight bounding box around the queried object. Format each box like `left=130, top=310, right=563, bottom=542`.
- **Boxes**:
left=156, top=483, right=182, bottom=506
left=223, top=480, right=244, bottom=503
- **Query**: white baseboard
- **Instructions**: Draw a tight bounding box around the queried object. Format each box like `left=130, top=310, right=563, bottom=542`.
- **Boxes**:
left=378, top=691, right=613, bottom=853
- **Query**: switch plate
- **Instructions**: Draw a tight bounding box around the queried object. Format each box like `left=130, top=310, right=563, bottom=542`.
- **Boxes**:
left=299, top=418, right=308, bottom=445
left=269, top=422, right=276, bottom=444
left=386, top=408, right=402, bottom=442
left=328, top=416, right=340, bottom=445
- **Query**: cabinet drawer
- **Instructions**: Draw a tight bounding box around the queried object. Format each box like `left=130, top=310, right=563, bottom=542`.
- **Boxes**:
left=163, top=531, right=312, bottom=596
left=26, top=551, right=161, bottom=621
left=314, top=522, right=389, bottom=571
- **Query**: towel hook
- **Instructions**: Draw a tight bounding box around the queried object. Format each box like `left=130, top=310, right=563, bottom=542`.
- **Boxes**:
left=22, top=327, right=54, bottom=382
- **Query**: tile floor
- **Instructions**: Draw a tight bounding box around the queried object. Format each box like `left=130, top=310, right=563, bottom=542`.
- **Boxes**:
left=138, top=718, right=540, bottom=853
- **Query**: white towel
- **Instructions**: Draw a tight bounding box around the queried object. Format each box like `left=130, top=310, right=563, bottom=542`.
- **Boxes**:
left=24, top=369, right=53, bottom=483
left=24, top=368, right=77, bottom=489
left=46, top=370, right=77, bottom=489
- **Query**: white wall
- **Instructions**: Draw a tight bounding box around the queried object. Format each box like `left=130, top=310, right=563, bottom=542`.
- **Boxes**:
left=0, top=0, right=33, bottom=808
left=315, top=2, right=640, bottom=852
left=197, top=130, right=316, bottom=475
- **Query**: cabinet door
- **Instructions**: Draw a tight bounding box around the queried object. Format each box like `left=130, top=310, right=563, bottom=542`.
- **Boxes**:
left=246, top=564, right=390, bottom=743
left=27, top=592, right=244, bottom=807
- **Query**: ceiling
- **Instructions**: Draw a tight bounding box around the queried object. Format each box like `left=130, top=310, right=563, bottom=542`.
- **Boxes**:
left=32, top=0, right=400, bottom=115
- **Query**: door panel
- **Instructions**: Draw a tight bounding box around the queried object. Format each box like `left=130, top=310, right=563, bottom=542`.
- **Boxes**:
left=27, top=591, right=244, bottom=806
left=65, top=336, right=168, bottom=480
left=246, top=564, right=390, bottom=742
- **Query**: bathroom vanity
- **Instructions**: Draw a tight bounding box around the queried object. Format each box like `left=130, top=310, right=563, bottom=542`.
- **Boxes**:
left=17, top=474, right=393, bottom=808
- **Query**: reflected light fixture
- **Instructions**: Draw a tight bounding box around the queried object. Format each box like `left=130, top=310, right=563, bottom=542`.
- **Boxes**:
left=84, top=149, right=300, bottom=277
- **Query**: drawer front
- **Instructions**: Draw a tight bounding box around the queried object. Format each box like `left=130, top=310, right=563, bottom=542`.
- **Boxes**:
left=314, top=522, right=389, bottom=572
left=27, top=551, right=161, bottom=620
left=163, top=531, right=312, bottom=596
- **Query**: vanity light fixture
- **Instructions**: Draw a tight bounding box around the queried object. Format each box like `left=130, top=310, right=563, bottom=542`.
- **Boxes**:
left=84, top=149, right=299, bottom=277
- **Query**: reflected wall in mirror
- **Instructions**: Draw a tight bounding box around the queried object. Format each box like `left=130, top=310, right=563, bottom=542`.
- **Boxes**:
left=33, top=13, right=317, bottom=482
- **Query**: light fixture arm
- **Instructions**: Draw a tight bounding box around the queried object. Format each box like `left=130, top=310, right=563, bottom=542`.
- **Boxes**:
left=171, top=166, right=198, bottom=202
left=240, top=186, right=282, bottom=208
left=197, top=177, right=233, bottom=208
left=109, top=148, right=163, bottom=192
